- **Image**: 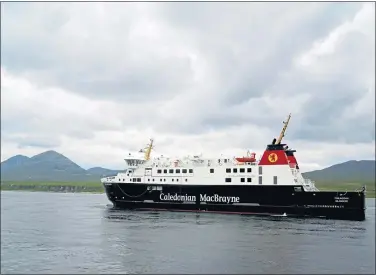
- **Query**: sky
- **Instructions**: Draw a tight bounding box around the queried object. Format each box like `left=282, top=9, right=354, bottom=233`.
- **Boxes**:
left=1, top=2, right=375, bottom=172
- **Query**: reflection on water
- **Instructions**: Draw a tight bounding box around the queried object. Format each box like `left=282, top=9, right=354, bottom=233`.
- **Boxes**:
left=1, top=191, right=375, bottom=274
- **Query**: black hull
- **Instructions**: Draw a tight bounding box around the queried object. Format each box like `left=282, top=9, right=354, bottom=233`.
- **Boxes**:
left=103, top=183, right=366, bottom=221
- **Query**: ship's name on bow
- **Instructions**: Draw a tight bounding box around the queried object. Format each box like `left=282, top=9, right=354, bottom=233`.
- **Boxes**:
left=159, top=193, right=240, bottom=203
left=334, top=196, right=349, bottom=203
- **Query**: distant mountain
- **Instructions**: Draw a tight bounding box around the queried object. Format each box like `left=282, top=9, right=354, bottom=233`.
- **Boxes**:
left=303, top=160, right=375, bottom=182
left=0, top=155, right=30, bottom=172
left=0, top=150, right=120, bottom=182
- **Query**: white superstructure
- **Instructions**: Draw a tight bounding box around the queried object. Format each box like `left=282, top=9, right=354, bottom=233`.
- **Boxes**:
left=101, top=114, right=319, bottom=192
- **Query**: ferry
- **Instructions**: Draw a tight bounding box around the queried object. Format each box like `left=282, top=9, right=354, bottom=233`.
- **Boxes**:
left=101, top=114, right=366, bottom=221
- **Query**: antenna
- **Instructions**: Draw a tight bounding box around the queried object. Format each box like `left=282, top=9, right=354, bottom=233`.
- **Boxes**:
left=276, top=113, right=291, bottom=145
left=144, top=138, right=154, bottom=161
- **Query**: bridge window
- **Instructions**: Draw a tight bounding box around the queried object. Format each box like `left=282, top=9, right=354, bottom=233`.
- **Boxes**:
left=182, top=169, right=187, bottom=173
left=247, top=168, right=252, bottom=173
left=225, top=178, right=232, bottom=183
left=226, top=168, right=231, bottom=173
left=164, top=169, right=167, bottom=173
left=176, top=169, right=180, bottom=173
left=189, top=169, right=193, bottom=173
left=157, top=169, right=162, bottom=174
left=233, top=168, right=237, bottom=173
left=240, top=168, right=245, bottom=173
left=210, top=168, right=214, bottom=173
left=169, top=169, right=174, bottom=173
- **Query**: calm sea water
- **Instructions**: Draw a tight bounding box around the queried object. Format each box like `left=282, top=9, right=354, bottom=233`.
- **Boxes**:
left=1, top=191, right=375, bottom=274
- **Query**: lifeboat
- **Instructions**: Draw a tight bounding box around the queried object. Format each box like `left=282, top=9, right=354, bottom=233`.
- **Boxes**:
left=235, top=152, right=256, bottom=163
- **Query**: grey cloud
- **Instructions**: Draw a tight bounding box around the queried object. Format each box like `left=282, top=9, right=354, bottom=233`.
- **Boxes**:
left=53, top=57, right=195, bottom=102
left=2, top=134, right=62, bottom=149
left=158, top=2, right=364, bottom=103
left=1, top=2, right=196, bottom=103
left=1, top=2, right=374, bottom=145
left=287, top=29, right=375, bottom=143
left=0, top=105, right=117, bottom=143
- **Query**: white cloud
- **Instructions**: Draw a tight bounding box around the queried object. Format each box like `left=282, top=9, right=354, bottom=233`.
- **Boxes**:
left=1, top=2, right=375, bottom=172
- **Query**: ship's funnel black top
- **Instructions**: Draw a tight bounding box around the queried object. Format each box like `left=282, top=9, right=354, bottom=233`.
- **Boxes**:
left=265, top=144, right=286, bottom=151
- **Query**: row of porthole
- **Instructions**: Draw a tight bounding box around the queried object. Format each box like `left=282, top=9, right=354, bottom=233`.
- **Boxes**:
left=148, top=178, right=188, bottom=182
left=119, top=178, right=189, bottom=182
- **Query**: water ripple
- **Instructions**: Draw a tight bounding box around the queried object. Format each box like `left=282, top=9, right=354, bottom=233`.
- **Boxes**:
left=1, top=191, right=375, bottom=274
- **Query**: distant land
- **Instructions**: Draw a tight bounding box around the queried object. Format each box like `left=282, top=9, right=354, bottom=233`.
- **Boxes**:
left=0, top=150, right=121, bottom=182
left=0, top=150, right=375, bottom=184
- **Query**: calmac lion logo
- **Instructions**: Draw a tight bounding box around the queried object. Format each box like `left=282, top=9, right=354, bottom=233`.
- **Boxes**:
left=268, top=153, right=278, bottom=163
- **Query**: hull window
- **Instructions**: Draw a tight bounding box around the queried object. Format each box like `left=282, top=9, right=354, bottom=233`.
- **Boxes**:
left=210, top=168, right=214, bottom=173
left=273, top=176, right=277, bottom=185
left=259, top=166, right=263, bottom=175
left=247, top=178, right=252, bottom=183
left=225, top=178, right=232, bottom=183
left=189, top=169, right=193, bottom=173
left=226, top=168, right=231, bottom=173
left=241, top=178, right=245, bottom=182
left=258, top=176, right=262, bottom=185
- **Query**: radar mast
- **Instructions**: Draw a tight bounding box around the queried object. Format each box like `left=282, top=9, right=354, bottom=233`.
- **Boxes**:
left=276, top=113, right=291, bottom=145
